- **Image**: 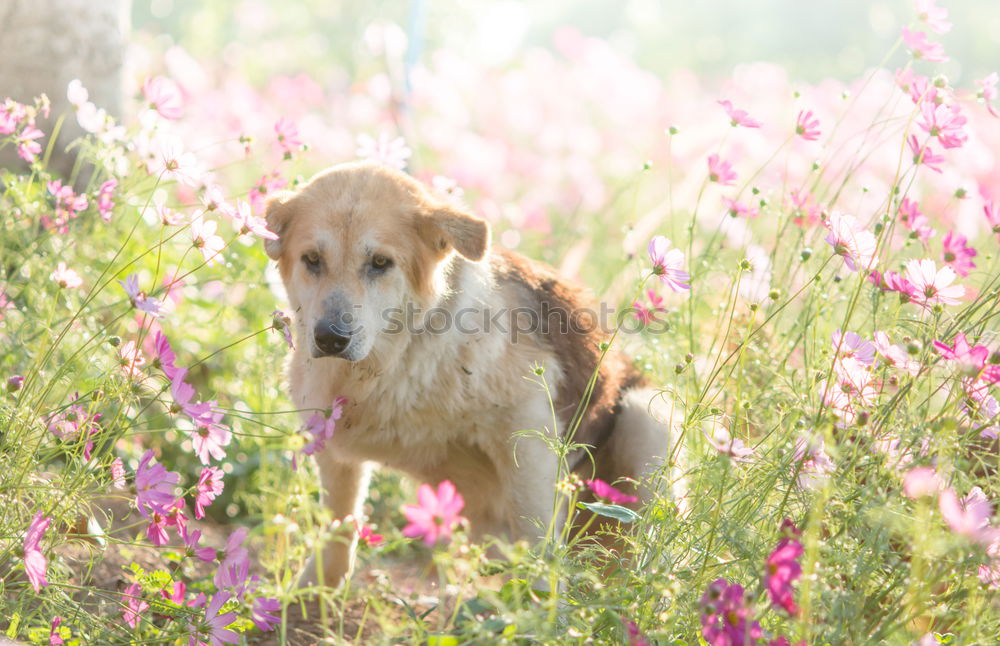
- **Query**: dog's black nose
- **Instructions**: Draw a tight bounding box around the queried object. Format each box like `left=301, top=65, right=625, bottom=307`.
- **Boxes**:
left=313, top=322, right=351, bottom=356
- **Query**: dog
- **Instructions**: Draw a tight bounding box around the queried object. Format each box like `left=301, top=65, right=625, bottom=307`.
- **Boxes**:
left=263, top=161, right=682, bottom=588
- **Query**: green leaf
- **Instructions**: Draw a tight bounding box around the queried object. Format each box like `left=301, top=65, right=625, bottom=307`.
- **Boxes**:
left=427, top=636, right=459, bottom=646
left=6, top=613, right=19, bottom=638
left=578, top=501, right=641, bottom=523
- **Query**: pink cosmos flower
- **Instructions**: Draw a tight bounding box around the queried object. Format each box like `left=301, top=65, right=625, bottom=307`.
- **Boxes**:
left=402, top=480, right=466, bottom=546
left=250, top=171, right=288, bottom=215
left=122, top=582, right=149, bottom=628
left=190, top=216, right=226, bottom=266
left=975, top=73, right=999, bottom=118
left=96, top=179, right=117, bottom=222
left=706, top=154, right=737, bottom=185
left=190, top=592, right=239, bottom=646
left=252, top=597, right=282, bottom=632
left=985, top=200, right=1000, bottom=236
left=135, top=449, right=180, bottom=518
left=792, top=435, right=835, bottom=489
left=111, top=457, right=126, bottom=489
left=49, top=616, right=64, bottom=645
left=119, top=274, right=164, bottom=318
left=898, top=198, right=935, bottom=244
left=586, top=478, right=639, bottom=504
left=50, top=262, right=83, bottom=289
left=301, top=397, right=346, bottom=455
left=901, top=27, right=948, bottom=62
left=833, top=356, right=878, bottom=407
left=142, top=76, right=183, bottom=120
left=151, top=135, right=203, bottom=186
left=919, top=102, right=967, bottom=149
left=717, top=100, right=761, bottom=128
left=356, top=132, right=412, bottom=169
left=632, top=289, right=665, bottom=325
left=624, top=619, right=651, bottom=646
left=789, top=188, right=822, bottom=227
left=940, top=232, right=976, bottom=277
left=915, top=0, right=952, bottom=33
left=647, top=236, right=690, bottom=292
left=980, top=537, right=1000, bottom=588
left=170, top=369, right=214, bottom=426
left=431, top=175, right=465, bottom=202
left=200, top=184, right=235, bottom=218
left=870, top=269, right=920, bottom=303
left=939, top=487, right=996, bottom=545
left=932, top=333, right=989, bottom=375
left=153, top=331, right=179, bottom=379
left=824, top=213, right=877, bottom=272
left=795, top=110, right=821, bottom=141
left=182, top=527, right=217, bottom=563
left=46, top=180, right=89, bottom=232
left=765, top=521, right=803, bottom=615
left=722, top=196, right=759, bottom=218
left=213, top=527, right=251, bottom=589
left=195, top=466, right=224, bottom=519
left=233, top=199, right=278, bottom=240
left=190, top=412, right=232, bottom=465
left=962, top=379, right=999, bottom=439
left=706, top=427, right=754, bottom=461
left=24, top=511, right=51, bottom=592
left=904, top=258, right=964, bottom=307
left=699, top=579, right=762, bottom=646
left=908, top=135, right=946, bottom=173
left=16, top=125, right=44, bottom=163
left=271, top=310, right=295, bottom=349
left=274, top=118, right=303, bottom=158
left=832, top=330, right=876, bottom=365
left=903, top=466, right=942, bottom=499
left=118, top=340, right=147, bottom=379
left=873, top=331, right=920, bottom=376
left=0, top=99, right=26, bottom=134
left=357, top=522, right=385, bottom=547
left=146, top=508, right=172, bottom=546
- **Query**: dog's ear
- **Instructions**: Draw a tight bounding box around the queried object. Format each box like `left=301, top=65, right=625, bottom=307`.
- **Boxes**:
left=422, top=205, right=490, bottom=261
left=263, top=190, right=297, bottom=260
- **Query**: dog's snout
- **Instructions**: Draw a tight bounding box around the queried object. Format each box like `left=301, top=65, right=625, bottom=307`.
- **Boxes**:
left=313, top=320, right=351, bottom=357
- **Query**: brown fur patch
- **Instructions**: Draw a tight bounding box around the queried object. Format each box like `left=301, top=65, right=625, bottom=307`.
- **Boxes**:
left=491, top=248, right=643, bottom=475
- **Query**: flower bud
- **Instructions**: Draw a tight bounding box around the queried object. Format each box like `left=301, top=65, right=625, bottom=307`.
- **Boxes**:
left=800, top=248, right=813, bottom=261
left=6, top=375, right=24, bottom=392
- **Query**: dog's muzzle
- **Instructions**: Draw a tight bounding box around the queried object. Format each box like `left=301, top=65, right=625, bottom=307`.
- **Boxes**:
left=312, top=318, right=352, bottom=358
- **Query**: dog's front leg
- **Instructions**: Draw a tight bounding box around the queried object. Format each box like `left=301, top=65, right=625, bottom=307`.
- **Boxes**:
left=297, top=456, right=371, bottom=590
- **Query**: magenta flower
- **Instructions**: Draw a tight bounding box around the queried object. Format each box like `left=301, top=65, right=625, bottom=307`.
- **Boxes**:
left=903, top=466, right=942, bottom=499
left=901, top=26, right=948, bottom=62
left=706, top=154, right=737, bottom=186
left=632, top=289, right=666, bottom=326
left=722, top=196, right=759, bottom=219
left=919, top=102, right=967, bottom=149
left=16, top=124, right=44, bottom=163
left=190, top=216, right=226, bottom=266
left=898, top=198, right=935, bottom=244
left=119, top=274, right=164, bottom=318
left=357, top=522, right=385, bottom=547
left=96, top=179, right=117, bottom=222
left=717, top=100, right=761, bottom=128
left=908, top=135, right=946, bottom=173
left=647, top=236, right=690, bottom=292
left=765, top=520, right=803, bottom=615
left=699, top=579, right=762, bottom=646
left=50, top=262, right=83, bottom=289
left=301, top=397, right=346, bottom=455
left=170, top=369, right=215, bottom=427
left=190, top=592, right=239, bottom=646
left=122, top=582, right=149, bottom=628
left=0, top=99, right=26, bottom=134
left=940, top=231, right=976, bottom=277
left=252, top=597, right=282, bottom=632
left=356, top=132, right=412, bottom=169
left=975, top=73, right=999, bottom=118
left=182, top=527, right=217, bottom=563
left=870, top=269, right=920, bottom=303
left=49, top=616, right=64, bottom=645
left=932, top=333, right=989, bottom=375
left=402, top=480, right=466, bottom=546
left=274, top=117, right=303, bottom=158
left=233, top=200, right=278, bottom=241
left=142, top=76, right=183, bottom=119
left=135, top=449, right=180, bottom=518
left=271, top=310, right=295, bottom=349
left=824, top=213, right=877, bottom=272
left=904, top=258, right=964, bottom=307
left=586, top=478, right=639, bottom=504
left=24, top=511, right=51, bottom=592
left=706, top=427, right=755, bottom=461
left=795, top=109, right=821, bottom=141
left=153, top=331, right=179, bottom=380
left=939, top=487, right=997, bottom=545
left=195, top=466, right=225, bottom=519
left=214, top=527, right=251, bottom=589
left=45, top=180, right=89, bottom=232
left=915, top=0, right=952, bottom=33
left=624, top=619, right=651, bottom=646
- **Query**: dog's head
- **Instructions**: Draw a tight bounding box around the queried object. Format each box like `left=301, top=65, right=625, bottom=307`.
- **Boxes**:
left=264, top=161, right=489, bottom=362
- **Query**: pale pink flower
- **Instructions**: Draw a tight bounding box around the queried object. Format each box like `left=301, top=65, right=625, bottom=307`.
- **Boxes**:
left=16, top=125, right=44, bottom=163
left=195, top=466, right=224, bottom=519
left=718, top=100, right=761, bottom=128
left=898, top=198, right=935, bottom=244
left=119, top=274, right=164, bottom=318
left=200, top=184, right=235, bottom=218
left=901, top=27, right=948, bottom=62
left=979, top=537, right=1000, bottom=587
left=833, top=356, right=878, bottom=407
left=274, top=118, right=303, bottom=158
left=985, top=200, right=1000, bottom=235
left=251, top=597, right=282, bottom=632
left=250, top=172, right=288, bottom=214
left=151, top=135, right=203, bottom=186
left=832, top=330, right=876, bottom=365
left=975, top=73, right=999, bottom=118
left=356, top=132, right=411, bottom=169
left=707, top=153, right=737, bottom=185
left=301, top=397, right=346, bottom=455
left=96, top=179, right=117, bottom=222
left=271, top=310, right=294, bottom=349
left=170, top=369, right=214, bottom=426
left=50, top=262, right=83, bottom=289
left=722, top=196, right=759, bottom=218
left=402, top=480, right=466, bottom=546
left=632, top=290, right=666, bottom=325
left=24, top=511, right=51, bottom=592
left=122, top=582, right=149, bottom=628
left=190, top=411, right=232, bottom=465
left=873, top=331, right=920, bottom=376
left=939, top=487, right=996, bottom=545
left=941, top=231, right=976, bottom=277
left=45, top=180, right=88, bottom=232
left=232, top=199, right=278, bottom=240
left=795, top=110, right=821, bottom=141
left=431, top=175, right=464, bottom=202
left=647, top=236, right=690, bottom=292
left=66, top=79, right=88, bottom=107
left=903, top=466, right=942, bottom=499
left=111, top=457, right=126, bottom=489
left=190, top=216, right=226, bottom=266
left=904, top=258, right=964, bottom=307
left=142, top=76, right=183, bottom=120
left=586, top=478, right=639, bottom=504
left=706, top=427, right=755, bottom=461
left=918, top=102, right=967, bottom=149
left=192, top=592, right=239, bottom=646
left=908, top=135, right=946, bottom=173
left=118, top=340, right=147, bottom=379
left=824, top=213, right=877, bottom=272
left=915, top=0, right=952, bottom=34
left=792, top=435, right=835, bottom=489
left=0, top=99, right=26, bottom=134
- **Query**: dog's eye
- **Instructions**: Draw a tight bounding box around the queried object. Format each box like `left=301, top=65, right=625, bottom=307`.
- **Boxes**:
left=370, top=254, right=393, bottom=272
left=302, top=252, right=321, bottom=272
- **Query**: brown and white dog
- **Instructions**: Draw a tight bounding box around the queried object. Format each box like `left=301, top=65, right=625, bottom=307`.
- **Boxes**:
left=264, top=161, right=681, bottom=588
